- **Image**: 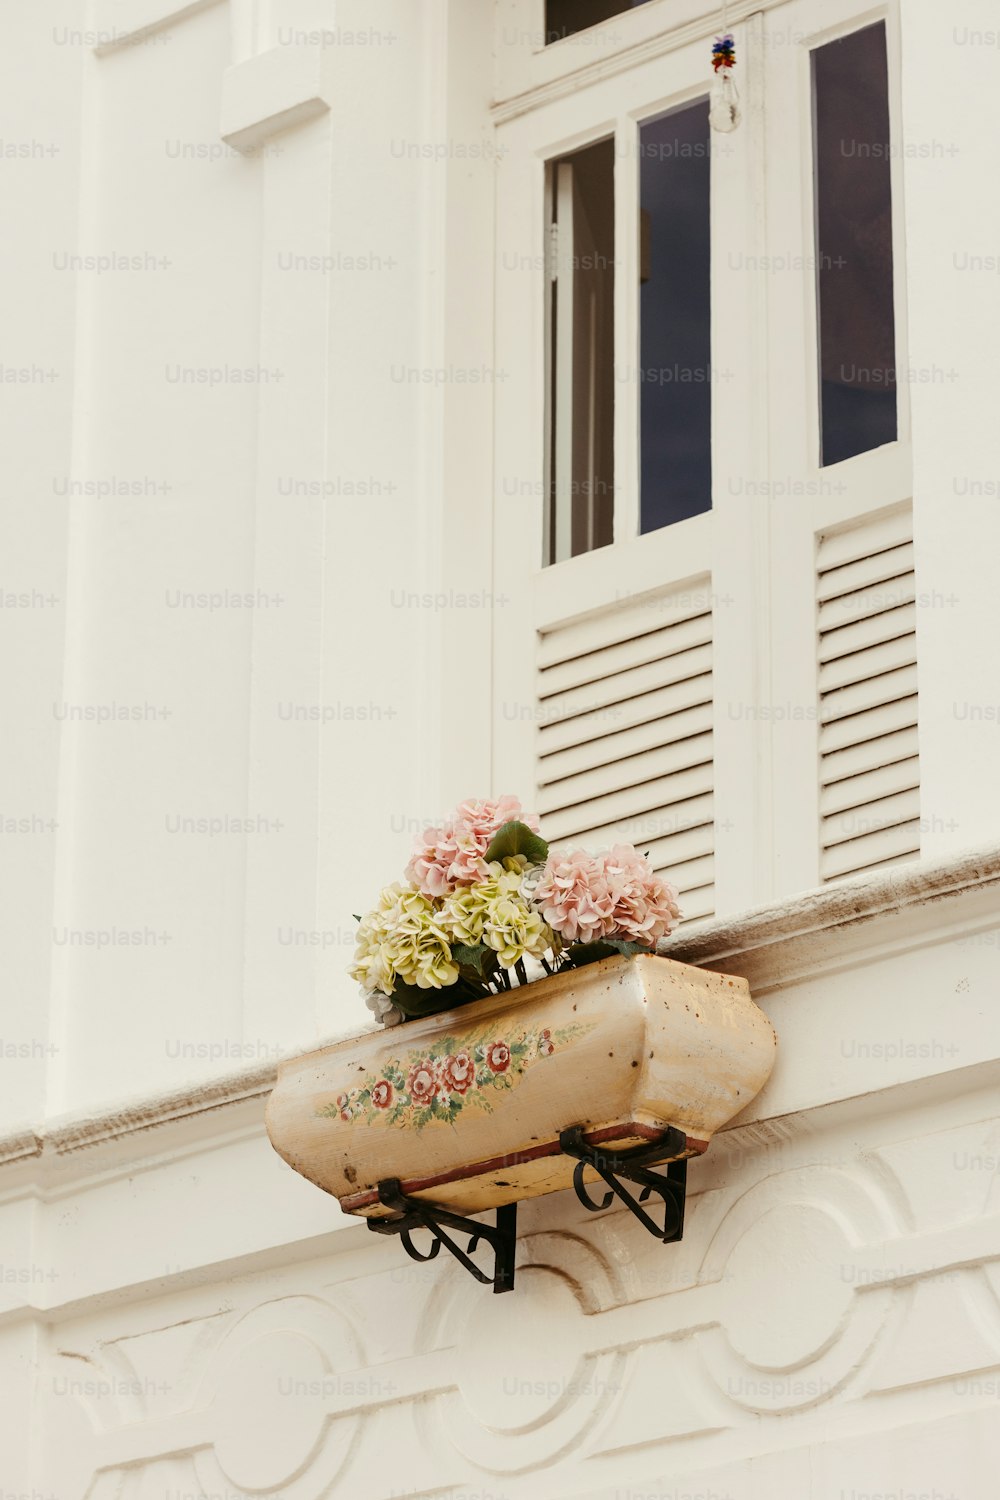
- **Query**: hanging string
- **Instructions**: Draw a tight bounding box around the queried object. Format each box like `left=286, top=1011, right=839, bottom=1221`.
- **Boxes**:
left=709, top=0, right=741, bottom=133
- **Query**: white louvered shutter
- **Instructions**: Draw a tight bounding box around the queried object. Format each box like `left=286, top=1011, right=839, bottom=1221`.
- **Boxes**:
left=536, top=588, right=715, bottom=921
left=818, top=509, right=920, bottom=881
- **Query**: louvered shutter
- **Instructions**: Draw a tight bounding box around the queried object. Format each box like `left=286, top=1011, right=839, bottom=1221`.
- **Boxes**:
left=536, top=589, right=714, bottom=921
left=818, top=510, right=920, bottom=880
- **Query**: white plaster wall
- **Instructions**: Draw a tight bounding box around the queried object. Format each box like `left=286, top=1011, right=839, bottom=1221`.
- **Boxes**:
left=2, top=0, right=1000, bottom=1495
left=1, top=0, right=498, bottom=1128
left=901, top=0, right=1000, bottom=858
left=0, top=0, right=83, bottom=1129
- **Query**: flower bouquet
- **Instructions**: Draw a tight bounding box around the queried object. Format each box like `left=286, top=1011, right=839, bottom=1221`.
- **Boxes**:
left=351, top=796, right=681, bottom=1027
left=267, top=797, right=774, bottom=1222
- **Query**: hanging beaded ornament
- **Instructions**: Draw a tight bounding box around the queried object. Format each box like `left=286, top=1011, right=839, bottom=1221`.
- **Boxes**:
left=709, top=25, right=741, bottom=132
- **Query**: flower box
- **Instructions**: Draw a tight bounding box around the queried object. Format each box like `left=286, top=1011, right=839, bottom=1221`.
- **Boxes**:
left=265, top=953, right=776, bottom=1220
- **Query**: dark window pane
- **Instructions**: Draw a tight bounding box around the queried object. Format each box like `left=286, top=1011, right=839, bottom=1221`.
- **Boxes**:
left=813, top=22, right=897, bottom=466
left=546, top=138, right=615, bottom=565
left=639, top=101, right=712, bottom=533
left=546, top=0, right=656, bottom=45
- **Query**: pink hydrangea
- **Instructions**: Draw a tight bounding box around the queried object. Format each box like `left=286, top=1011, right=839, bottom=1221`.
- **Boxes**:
left=533, top=848, right=616, bottom=944
left=406, top=796, right=539, bottom=898
left=406, top=825, right=483, bottom=897
left=454, top=796, right=539, bottom=843
left=600, top=844, right=681, bottom=944
left=536, top=844, right=681, bottom=947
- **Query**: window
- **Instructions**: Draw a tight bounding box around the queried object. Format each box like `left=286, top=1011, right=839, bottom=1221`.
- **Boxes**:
left=639, top=100, right=712, bottom=532
left=546, top=102, right=712, bottom=565
left=812, top=21, right=897, bottom=466
left=546, top=0, right=658, bottom=45
left=547, top=137, right=615, bottom=565
left=493, top=0, right=912, bottom=920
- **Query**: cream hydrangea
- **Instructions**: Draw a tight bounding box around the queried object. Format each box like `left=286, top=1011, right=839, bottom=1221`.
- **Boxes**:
left=439, top=860, right=553, bottom=967
left=350, top=883, right=459, bottom=995
left=387, top=921, right=459, bottom=991
left=482, top=892, right=553, bottom=967
left=349, top=882, right=406, bottom=996
left=438, top=861, right=523, bottom=945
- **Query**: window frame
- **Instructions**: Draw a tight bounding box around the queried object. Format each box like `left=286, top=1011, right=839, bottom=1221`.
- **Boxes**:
left=491, top=0, right=913, bottom=918
left=492, top=26, right=743, bottom=894
left=494, top=0, right=750, bottom=112
left=762, top=0, right=913, bottom=896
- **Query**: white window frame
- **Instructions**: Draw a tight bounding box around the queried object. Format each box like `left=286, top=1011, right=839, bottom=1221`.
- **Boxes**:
left=491, top=0, right=911, bottom=919
left=494, top=0, right=757, bottom=114
left=761, top=0, right=912, bottom=896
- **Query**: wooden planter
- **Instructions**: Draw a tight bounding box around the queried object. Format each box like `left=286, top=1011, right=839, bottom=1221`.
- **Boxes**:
left=266, top=953, right=776, bottom=1219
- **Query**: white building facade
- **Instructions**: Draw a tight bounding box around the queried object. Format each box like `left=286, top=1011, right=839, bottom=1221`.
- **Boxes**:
left=2, top=0, right=1000, bottom=1495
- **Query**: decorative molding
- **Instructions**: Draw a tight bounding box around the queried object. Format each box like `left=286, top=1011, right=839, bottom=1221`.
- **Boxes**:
left=90, top=0, right=224, bottom=56
left=90, top=0, right=334, bottom=153
left=0, top=1127, right=44, bottom=1168
left=33, top=1072, right=1000, bottom=1489
left=661, top=841, right=1000, bottom=988
left=1, top=843, right=997, bottom=1177
left=491, top=0, right=796, bottom=124
left=220, top=44, right=333, bottom=152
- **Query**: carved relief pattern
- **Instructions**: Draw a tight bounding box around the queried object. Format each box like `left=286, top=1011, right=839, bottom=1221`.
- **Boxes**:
left=41, top=1101, right=1000, bottom=1499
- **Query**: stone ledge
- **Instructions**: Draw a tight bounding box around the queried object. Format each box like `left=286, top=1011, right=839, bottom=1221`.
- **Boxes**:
left=1, top=841, right=997, bottom=1174
left=661, top=841, right=1000, bottom=987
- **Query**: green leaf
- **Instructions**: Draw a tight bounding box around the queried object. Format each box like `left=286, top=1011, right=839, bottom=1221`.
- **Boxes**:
left=564, top=938, right=654, bottom=969
left=391, top=976, right=485, bottom=1020
left=484, top=819, right=549, bottom=866
left=452, top=943, right=489, bottom=975
left=352, top=913, right=362, bottom=922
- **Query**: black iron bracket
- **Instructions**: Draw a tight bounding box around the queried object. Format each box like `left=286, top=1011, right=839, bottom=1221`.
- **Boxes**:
left=559, top=1126, right=688, bottom=1243
left=367, top=1127, right=688, bottom=1292
left=367, top=1178, right=518, bottom=1293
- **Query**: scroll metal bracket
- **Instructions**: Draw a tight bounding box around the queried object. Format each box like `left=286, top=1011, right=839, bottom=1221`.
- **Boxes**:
left=366, top=1178, right=517, bottom=1294
left=559, top=1125, right=688, bottom=1244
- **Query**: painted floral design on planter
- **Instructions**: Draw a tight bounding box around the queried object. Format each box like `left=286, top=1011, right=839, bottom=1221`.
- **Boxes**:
left=319, top=1017, right=594, bottom=1131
